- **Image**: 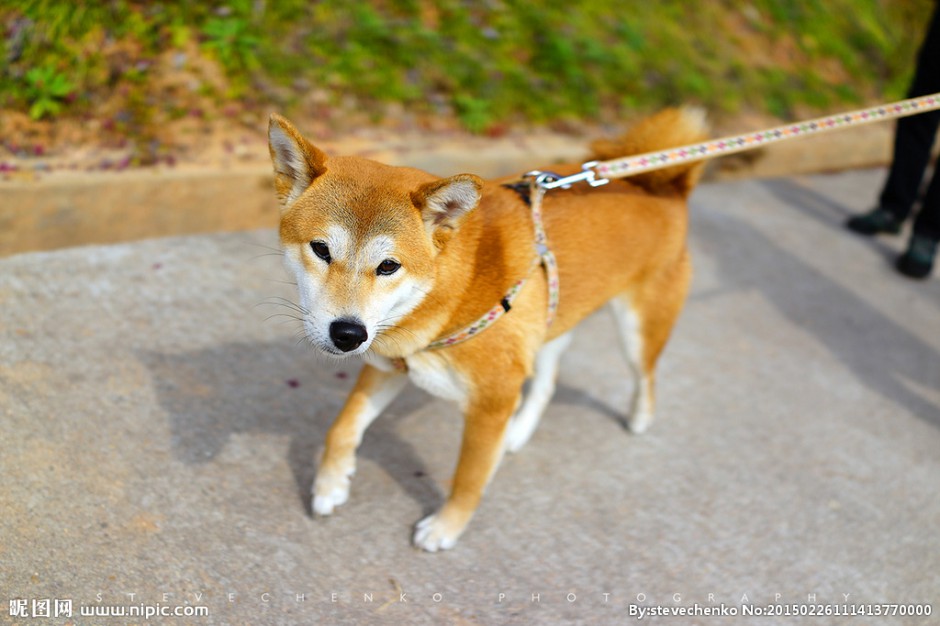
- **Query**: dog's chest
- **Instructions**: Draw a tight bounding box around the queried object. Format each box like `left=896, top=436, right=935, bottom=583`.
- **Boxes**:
left=405, top=353, right=468, bottom=407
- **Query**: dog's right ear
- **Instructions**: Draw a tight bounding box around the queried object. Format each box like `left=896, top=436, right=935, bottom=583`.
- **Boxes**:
left=411, top=174, right=483, bottom=229
left=268, top=113, right=328, bottom=208
left=411, top=174, right=483, bottom=249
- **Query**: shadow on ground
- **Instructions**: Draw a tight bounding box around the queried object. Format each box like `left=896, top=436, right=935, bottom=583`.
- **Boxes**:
left=138, top=335, right=643, bottom=521
left=693, top=185, right=940, bottom=428
left=139, top=340, right=443, bottom=515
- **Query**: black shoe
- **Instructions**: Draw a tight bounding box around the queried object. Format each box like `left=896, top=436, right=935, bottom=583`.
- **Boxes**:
left=846, top=207, right=902, bottom=235
left=896, top=234, right=938, bottom=279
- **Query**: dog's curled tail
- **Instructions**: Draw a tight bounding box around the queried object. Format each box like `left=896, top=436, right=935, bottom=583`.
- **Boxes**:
left=588, top=107, right=709, bottom=199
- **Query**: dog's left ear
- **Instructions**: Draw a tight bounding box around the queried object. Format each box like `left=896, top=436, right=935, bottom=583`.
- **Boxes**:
left=411, top=174, right=483, bottom=235
left=268, top=113, right=328, bottom=208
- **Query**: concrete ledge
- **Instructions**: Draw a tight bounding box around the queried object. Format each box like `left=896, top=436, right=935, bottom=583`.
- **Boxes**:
left=0, top=123, right=904, bottom=257
left=0, top=168, right=278, bottom=255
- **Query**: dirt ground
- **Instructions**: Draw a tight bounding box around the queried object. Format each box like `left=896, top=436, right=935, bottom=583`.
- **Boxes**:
left=0, top=104, right=866, bottom=183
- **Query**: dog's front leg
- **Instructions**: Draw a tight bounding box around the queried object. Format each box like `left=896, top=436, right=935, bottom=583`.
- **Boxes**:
left=313, top=364, right=407, bottom=516
left=413, top=387, right=519, bottom=552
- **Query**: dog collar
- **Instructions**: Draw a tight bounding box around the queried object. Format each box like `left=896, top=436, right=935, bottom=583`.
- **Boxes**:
left=425, top=180, right=559, bottom=350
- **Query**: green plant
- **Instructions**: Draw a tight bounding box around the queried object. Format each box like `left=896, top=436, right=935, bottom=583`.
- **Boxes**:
left=24, top=66, right=74, bottom=119
left=201, top=16, right=260, bottom=72
left=0, top=0, right=934, bottom=136
left=454, top=95, right=493, bottom=134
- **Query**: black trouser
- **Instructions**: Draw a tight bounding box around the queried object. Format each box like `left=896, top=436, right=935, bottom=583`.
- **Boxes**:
left=879, top=1, right=940, bottom=239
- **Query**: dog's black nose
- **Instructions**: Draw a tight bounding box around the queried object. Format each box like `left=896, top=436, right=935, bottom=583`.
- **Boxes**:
left=329, top=319, right=368, bottom=352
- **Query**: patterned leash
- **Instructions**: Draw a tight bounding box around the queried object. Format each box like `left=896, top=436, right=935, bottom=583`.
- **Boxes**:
left=424, top=92, right=940, bottom=351
left=530, top=92, right=940, bottom=191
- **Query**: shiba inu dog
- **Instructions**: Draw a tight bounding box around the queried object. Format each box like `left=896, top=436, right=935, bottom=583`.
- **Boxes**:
left=267, top=108, right=707, bottom=551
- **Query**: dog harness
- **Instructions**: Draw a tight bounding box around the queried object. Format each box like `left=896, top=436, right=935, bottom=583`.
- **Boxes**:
left=425, top=179, right=559, bottom=350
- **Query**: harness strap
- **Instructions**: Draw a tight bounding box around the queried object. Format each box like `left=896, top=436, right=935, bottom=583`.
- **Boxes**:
left=529, top=182, right=560, bottom=327
left=426, top=179, right=558, bottom=350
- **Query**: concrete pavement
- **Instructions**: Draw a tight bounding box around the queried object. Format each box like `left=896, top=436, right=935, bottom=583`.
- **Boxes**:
left=1, top=169, right=938, bottom=625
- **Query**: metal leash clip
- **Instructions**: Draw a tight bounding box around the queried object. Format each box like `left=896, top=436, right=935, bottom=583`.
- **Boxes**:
left=524, top=160, right=610, bottom=190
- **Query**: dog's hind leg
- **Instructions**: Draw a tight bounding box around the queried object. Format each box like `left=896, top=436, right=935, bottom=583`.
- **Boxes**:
left=504, top=331, right=573, bottom=453
left=608, top=296, right=654, bottom=433
left=609, top=252, right=691, bottom=434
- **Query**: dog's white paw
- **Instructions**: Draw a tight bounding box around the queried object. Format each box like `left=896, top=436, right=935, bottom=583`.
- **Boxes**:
left=412, top=514, right=460, bottom=552
left=627, top=412, right=652, bottom=434
left=312, top=466, right=353, bottom=516
left=627, top=411, right=653, bottom=435
left=627, top=409, right=653, bottom=435
left=626, top=389, right=654, bottom=434
left=628, top=402, right=655, bottom=434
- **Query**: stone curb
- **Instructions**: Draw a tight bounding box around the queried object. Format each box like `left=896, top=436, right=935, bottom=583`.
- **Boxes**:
left=0, top=124, right=897, bottom=257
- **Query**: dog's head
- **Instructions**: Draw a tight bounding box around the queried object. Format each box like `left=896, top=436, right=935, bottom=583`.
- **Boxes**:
left=268, top=114, right=482, bottom=357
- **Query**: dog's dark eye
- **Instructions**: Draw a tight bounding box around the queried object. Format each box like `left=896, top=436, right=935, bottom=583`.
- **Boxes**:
left=310, top=241, right=331, bottom=263
left=376, top=259, right=401, bottom=276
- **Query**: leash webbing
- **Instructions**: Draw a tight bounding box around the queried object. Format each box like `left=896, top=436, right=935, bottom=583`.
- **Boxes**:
left=596, top=92, right=940, bottom=181
left=532, top=92, right=940, bottom=191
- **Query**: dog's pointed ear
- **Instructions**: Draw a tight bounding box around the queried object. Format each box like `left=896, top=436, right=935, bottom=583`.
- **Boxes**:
left=268, top=113, right=328, bottom=208
left=411, top=174, right=483, bottom=234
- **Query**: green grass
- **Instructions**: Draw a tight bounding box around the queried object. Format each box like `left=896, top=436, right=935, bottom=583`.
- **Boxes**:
left=0, top=0, right=933, bottom=135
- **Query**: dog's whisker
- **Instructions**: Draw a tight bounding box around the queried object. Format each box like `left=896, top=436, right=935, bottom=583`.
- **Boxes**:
left=372, top=335, right=400, bottom=353
left=411, top=286, right=445, bottom=307
left=264, top=313, right=305, bottom=325
left=257, top=296, right=310, bottom=315
left=377, top=324, right=418, bottom=342
left=292, top=327, right=315, bottom=345
left=249, top=252, right=285, bottom=261
left=243, top=241, right=284, bottom=253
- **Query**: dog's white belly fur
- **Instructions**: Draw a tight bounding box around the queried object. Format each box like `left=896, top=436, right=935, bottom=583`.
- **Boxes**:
left=405, top=352, right=469, bottom=408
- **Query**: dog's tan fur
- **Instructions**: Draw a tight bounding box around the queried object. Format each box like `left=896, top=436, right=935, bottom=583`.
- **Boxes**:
left=268, top=108, right=708, bottom=551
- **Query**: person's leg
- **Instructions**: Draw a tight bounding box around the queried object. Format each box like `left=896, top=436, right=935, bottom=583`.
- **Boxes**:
left=894, top=6, right=940, bottom=277
left=849, top=4, right=940, bottom=234
left=913, top=169, right=940, bottom=240
left=898, top=169, right=940, bottom=278
left=879, top=131, right=938, bottom=224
